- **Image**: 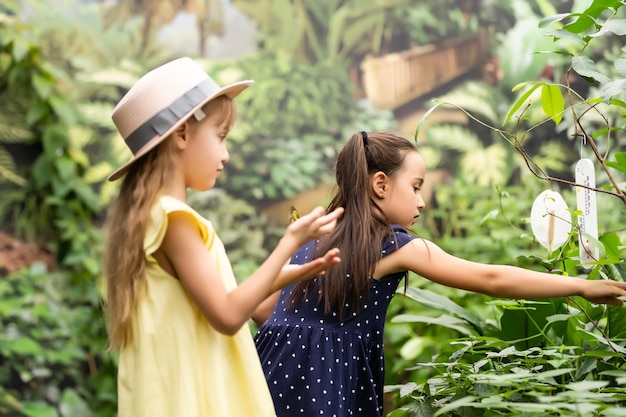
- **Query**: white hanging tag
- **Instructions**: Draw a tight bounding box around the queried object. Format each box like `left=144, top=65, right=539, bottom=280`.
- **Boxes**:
left=530, top=190, right=571, bottom=252
left=575, top=158, right=599, bottom=268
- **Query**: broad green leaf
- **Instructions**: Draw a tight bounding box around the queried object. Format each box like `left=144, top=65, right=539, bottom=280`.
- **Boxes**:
left=49, top=95, right=76, bottom=125
left=592, top=18, right=626, bottom=37
left=563, top=13, right=596, bottom=34
left=609, top=97, right=626, bottom=108
left=584, top=0, right=623, bottom=18
left=400, top=287, right=483, bottom=332
left=26, top=100, right=50, bottom=125
left=386, top=408, right=409, bottom=417
left=8, top=337, right=41, bottom=355
left=31, top=73, right=54, bottom=99
left=565, top=380, right=609, bottom=391
left=601, top=79, right=626, bottom=102
left=538, top=13, right=571, bottom=28
left=541, top=84, right=565, bottom=124
left=544, top=28, right=586, bottom=44
left=605, top=152, right=626, bottom=173
left=434, top=396, right=477, bottom=416
left=571, top=56, right=611, bottom=83
left=392, top=313, right=475, bottom=336
left=615, top=58, right=626, bottom=77
left=20, top=402, right=58, bottom=417
left=59, top=389, right=91, bottom=417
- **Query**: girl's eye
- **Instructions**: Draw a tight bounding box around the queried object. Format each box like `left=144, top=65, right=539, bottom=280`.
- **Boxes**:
left=413, top=187, right=421, bottom=192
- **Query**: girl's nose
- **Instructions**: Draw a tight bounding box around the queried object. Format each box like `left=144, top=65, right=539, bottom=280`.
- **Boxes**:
left=417, top=195, right=426, bottom=209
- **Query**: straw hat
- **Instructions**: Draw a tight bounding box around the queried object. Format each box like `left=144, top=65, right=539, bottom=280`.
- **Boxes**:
left=108, top=57, right=253, bottom=181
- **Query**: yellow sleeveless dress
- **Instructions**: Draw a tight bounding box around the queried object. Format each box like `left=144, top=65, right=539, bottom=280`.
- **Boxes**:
left=117, top=196, right=276, bottom=417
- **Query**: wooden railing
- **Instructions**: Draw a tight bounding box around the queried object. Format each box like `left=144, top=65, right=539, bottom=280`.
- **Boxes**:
left=361, top=29, right=489, bottom=110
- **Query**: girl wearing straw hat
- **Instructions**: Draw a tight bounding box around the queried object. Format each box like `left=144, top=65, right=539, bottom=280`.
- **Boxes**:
left=103, top=57, right=343, bottom=417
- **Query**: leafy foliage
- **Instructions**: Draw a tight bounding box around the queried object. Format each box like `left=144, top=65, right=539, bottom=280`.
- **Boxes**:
left=385, top=178, right=626, bottom=416
left=204, top=51, right=357, bottom=202
left=0, top=265, right=116, bottom=417
left=391, top=1, right=626, bottom=415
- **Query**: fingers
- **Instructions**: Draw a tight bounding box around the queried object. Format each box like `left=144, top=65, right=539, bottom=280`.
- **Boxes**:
left=287, top=207, right=344, bottom=243
left=303, top=248, right=341, bottom=275
left=300, top=207, right=344, bottom=227
left=584, top=281, right=626, bottom=306
left=279, top=248, right=341, bottom=286
left=309, top=207, right=344, bottom=237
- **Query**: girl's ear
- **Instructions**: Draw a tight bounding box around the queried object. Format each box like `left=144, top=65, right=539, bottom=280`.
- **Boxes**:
left=371, top=171, right=388, bottom=199
left=172, top=121, right=190, bottom=150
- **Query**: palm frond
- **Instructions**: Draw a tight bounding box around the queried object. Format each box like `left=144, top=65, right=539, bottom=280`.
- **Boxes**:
left=460, top=143, right=513, bottom=187
left=0, top=147, right=25, bottom=186
left=437, top=81, right=502, bottom=124
left=424, top=124, right=484, bottom=153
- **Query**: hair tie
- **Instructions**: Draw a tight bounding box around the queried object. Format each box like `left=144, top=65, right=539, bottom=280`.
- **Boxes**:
left=361, top=131, right=368, bottom=147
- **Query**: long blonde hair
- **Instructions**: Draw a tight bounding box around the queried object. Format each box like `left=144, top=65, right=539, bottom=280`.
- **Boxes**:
left=103, top=96, right=236, bottom=350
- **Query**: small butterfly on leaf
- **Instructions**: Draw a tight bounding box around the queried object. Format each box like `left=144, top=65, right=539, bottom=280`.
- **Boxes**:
left=290, top=206, right=300, bottom=224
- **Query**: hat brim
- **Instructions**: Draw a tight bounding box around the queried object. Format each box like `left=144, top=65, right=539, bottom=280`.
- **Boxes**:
left=108, top=80, right=253, bottom=182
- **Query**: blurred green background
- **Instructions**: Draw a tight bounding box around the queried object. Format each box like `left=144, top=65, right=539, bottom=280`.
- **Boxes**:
left=1, top=0, right=625, bottom=416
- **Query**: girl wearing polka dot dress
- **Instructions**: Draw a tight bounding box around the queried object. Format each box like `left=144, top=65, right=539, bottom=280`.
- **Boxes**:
left=254, top=131, right=626, bottom=417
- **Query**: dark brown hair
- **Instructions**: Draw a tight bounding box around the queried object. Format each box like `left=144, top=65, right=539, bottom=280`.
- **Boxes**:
left=291, top=132, right=418, bottom=319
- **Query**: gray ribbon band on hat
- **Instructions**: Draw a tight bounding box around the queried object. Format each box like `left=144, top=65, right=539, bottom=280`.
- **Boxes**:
left=125, top=78, right=219, bottom=154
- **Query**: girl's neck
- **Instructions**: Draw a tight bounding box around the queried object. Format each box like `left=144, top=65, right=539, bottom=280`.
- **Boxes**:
left=163, top=175, right=188, bottom=202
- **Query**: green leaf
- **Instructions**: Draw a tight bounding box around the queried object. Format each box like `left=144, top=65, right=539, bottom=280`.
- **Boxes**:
left=571, top=56, right=611, bottom=84
left=20, top=402, right=58, bottom=417
left=504, top=82, right=544, bottom=125
left=49, top=95, right=76, bottom=125
left=538, top=13, right=570, bottom=28
left=392, top=313, right=475, bottom=336
left=434, top=396, right=477, bottom=416
left=544, top=28, right=586, bottom=44
left=31, top=73, right=54, bottom=99
left=11, top=37, right=31, bottom=61
left=414, top=101, right=444, bottom=142
left=8, top=337, right=41, bottom=355
left=541, top=84, right=565, bottom=124
left=54, top=156, right=76, bottom=181
left=400, top=287, right=483, bottom=333
left=26, top=100, right=50, bottom=125
left=592, top=18, right=626, bottom=37
left=601, top=79, right=626, bottom=102
left=563, top=13, right=596, bottom=34
left=59, top=389, right=91, bottom=417
left=615, top=58, right=626, bottom=78
left=605, top=152, right=626, bottom=173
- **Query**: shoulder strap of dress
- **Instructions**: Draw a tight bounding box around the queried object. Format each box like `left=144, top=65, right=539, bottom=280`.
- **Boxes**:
left=144, top=196, right=211, bottom=256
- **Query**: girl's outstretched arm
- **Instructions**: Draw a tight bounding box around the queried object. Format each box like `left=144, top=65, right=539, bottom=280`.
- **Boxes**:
left=377, top=238, right=626, bottom=305
left=159, top=206, right=343, bottom=335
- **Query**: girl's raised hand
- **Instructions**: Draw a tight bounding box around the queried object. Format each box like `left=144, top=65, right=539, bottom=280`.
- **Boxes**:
left=580, top=279, right=626, bottom=306
left=284, top=206, right=344, bottom=246
left=275, top=248, right=341, bottom=289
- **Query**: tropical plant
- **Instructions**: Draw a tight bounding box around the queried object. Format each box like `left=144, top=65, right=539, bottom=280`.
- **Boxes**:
left=385, top=0, right=626, bottom=415
left=232, top=0, right=426, bottom=64
left=202, top=51, right=357, bottom=202
left=384, top=177, right=626, bottom=416
left=0, top=265, right=116, bottom=417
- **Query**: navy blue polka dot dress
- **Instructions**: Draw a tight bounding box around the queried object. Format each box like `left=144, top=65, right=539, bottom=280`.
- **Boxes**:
left=255, top=225, right=416, bottom=417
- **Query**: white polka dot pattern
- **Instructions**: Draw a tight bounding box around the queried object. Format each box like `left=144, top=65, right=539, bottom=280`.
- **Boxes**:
left=255, top=226, right=416, bottom=417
